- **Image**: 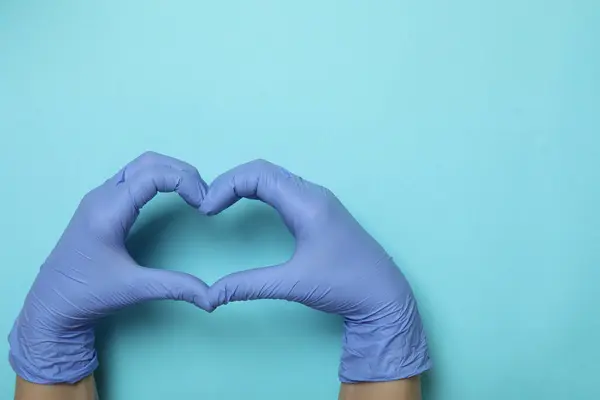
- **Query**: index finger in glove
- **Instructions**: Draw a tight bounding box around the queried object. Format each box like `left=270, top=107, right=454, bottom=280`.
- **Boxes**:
left=200, top=159, right=326, bottom=232
left=81, top=152, right=207, bottom=236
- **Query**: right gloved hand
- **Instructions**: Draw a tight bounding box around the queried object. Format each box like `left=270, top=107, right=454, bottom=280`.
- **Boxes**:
left=9, top=151, right=213, bottom=384
left=201, top=159, right=431, bottom=383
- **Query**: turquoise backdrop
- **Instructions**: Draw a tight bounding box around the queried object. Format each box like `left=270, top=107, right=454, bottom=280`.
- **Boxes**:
left=0, top=1, right=598, bottom=399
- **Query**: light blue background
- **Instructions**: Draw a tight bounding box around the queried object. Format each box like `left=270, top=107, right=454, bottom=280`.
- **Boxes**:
left=1, top=1, right=599, bottom=399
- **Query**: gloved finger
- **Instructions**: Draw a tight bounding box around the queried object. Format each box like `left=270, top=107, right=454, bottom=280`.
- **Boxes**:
left=131, top=266, right=214, bottom=312
left=125, top=164, right=206, bottom=210
left=107, top=151, right=207, bottom=198
left=200, top=159, right=301, bottom=219
left=116, top=165, right=206, bottom=233
left=208, top=263, right=297, bottom=308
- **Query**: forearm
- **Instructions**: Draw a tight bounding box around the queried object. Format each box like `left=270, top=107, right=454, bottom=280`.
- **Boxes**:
left=15, top=375, right=97, bottom=400
left=339, top=376, right=421, bottom=400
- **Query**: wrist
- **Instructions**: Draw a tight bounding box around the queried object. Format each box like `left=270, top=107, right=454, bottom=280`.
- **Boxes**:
left=339, top=299, right=431, bottom=383
left=15, top=375, right=97, bottom=400
left=8, top=311, right=98, bottom=384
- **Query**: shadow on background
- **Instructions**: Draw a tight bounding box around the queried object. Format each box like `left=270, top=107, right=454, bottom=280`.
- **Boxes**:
left=94, top=201, right=343, bottom=398
left=421, top=370, right=436, bottom=399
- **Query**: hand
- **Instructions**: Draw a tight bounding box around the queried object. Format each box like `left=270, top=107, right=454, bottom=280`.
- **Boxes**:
left=9, top=152, right=213, bottom=384
left=201, top=159, right=431, bottom=383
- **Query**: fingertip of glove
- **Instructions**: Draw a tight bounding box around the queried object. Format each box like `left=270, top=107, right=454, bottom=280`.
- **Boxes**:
left=198, top=203, right=216, bottom=216
left=204, top=305, right=216, bottom=314
left=192, top=297, right=216, bottom=313
left=205, top=305, right=218, bottom=314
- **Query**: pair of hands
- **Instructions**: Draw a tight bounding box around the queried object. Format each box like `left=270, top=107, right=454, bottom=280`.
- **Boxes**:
left=9, top=152, right=430, bottom=386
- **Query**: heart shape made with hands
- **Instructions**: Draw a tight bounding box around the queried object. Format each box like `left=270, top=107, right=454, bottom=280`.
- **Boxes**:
left=9, top=152, right=429, bottom=385
left=27, top=152, right=411, bottom=319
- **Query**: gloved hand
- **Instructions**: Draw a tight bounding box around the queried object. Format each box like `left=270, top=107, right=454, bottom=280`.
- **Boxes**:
left=201, top=159, right=431, bottom=383
left=9, top=151, right=213, bottom=384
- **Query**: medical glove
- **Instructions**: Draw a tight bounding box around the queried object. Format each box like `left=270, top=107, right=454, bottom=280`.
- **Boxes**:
left=200, top=159, right=431, bottom=383
left=9, top=152, right=212, bottom=384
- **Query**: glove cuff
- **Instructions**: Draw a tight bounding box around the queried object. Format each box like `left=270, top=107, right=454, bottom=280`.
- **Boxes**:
left=338, top=297, right=432, bottom=383
left=8, top=314, right=98, bottom=384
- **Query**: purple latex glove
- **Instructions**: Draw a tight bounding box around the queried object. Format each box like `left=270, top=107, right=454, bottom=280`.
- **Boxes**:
left=201, top=159, right=431, bottom=383
left=9, top=151, right=213, bottom=384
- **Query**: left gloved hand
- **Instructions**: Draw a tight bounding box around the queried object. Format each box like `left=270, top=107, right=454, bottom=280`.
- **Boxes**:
left=200, top=159, right=431, bottom=383
left=9, top=151, right=213, bottom=384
